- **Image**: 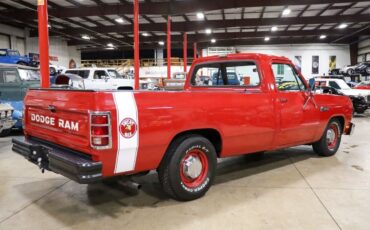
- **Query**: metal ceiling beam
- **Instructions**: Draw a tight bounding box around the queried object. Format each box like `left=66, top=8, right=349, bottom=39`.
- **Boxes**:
left=2, top=0, right=363, bottom=18
left=31, top=14, right=370, bottom=37
left=78, top=36, right=351, bottom=51
left=67, top=28, right=370, bottom=46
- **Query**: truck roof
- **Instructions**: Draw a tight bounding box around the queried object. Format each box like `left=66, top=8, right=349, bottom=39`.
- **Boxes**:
left=193, top=53, right=291, bottom=64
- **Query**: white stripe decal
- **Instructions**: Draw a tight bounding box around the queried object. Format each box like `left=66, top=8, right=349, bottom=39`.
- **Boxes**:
left=112, top=92, right=139, bottom=173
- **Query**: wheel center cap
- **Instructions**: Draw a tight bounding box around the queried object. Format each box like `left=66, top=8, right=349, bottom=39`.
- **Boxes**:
left=327, top=129, right=335, bottom=143
left=183, top=155, right=203, bottom=179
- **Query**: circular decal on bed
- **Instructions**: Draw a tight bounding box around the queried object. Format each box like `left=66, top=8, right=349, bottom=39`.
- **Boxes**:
left=119, top=118, right=137, bottom=139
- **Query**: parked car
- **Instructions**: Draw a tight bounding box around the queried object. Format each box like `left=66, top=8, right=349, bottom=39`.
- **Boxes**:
left=62, top=67, right=136, bottom=90
left=0, top=64, right=40, bottom=130
left=314, top=78, right=370, bottom=106
left=355, top=81, right=370, bottom=90
left=13, top=53, right=354, bottom=201
left=0, top=103, right=16, bottom=136
left=212, top=72, right=240, bottom=85
left=355, top=62, right=370, bottom=76
left=340, top=64, right=361, bottom=76
left=317, top=86, right=368, bottom=114
left=0, top=49, right=38, bottom=67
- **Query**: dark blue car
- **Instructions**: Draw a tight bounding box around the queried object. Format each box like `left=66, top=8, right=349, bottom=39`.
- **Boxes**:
left=0, top=49, right=37, bottom=67
left=212, top=72, right=240, bottom=85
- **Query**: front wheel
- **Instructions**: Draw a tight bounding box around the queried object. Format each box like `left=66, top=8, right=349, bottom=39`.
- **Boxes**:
left=158, top=135, right=217, bottom=201
left=313, top=119, right=342, bottom=157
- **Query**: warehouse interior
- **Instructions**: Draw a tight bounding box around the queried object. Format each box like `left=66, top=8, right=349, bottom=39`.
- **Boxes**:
left=0, top=0, right=370, bottom=229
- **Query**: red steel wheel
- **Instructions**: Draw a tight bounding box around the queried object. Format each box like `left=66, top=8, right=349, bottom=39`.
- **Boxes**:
left=180, top=149, right=209, bottom=188
left=313, top=119, right=342, bottom=157
left=327, top=123, right=339, bottom=150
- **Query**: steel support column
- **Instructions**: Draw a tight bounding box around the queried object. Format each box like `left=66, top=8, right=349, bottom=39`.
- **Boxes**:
left=134, top=0, right=140, bottom=90
left=167, top=16, right=171, bottom=79
left=37, top=0, right=50, bottom=88
left=193, top=42, right=197, bottom=60
left=183, top=32, right=187, bottom=73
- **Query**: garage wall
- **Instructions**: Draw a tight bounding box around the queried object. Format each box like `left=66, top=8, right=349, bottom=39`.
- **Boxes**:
left=26, top=37, right=81, bottom=68
left=203, top=44, right=350, bottom=78
left=0, top=34, right=10, bottom=49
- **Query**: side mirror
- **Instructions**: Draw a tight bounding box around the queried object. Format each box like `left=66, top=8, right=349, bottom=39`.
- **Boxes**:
left=308, top=78, right=315, bottom=91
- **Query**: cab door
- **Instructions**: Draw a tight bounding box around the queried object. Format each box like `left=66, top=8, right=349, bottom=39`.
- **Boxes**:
left=272, top=63, right=320, bottom=147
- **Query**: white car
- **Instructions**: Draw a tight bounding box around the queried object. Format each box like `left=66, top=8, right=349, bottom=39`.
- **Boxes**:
left=340, top=64, right=360, bottom=76
left=315, top=78, right=370, bottom=104
left=63, top=68, right=134, bottom=90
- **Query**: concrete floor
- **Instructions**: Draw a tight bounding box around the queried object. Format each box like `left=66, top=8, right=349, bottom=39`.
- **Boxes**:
left=1, top=114, right=370, bottom=230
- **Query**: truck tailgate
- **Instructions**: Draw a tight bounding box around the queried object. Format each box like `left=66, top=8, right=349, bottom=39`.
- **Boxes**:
left=24, top=89, right=103, bottom=154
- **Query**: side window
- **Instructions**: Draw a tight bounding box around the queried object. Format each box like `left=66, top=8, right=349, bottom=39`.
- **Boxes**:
left=93, top=70, right=108, bottom=79
left=329, top=81, right=340, bottom=89
left=272, top=63, right=306, bottom=91
left=3, top=70, right=18, bottom=83
left=192, top=61, right=261, bottom=87
left=0, top=70, right=4, bottom=83
left=191, top=64, right=220, bottom=86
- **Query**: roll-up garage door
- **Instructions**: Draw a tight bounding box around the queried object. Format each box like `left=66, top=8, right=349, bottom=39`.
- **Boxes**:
left=16, top=38, right=25, bottom=55
left=0, top=34, right=10, bottom=49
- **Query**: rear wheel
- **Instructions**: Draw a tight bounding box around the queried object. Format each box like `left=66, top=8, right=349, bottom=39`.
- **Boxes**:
left=0, top=129, right=12, bottom=137
left=313, top=119, right=342, bottom=157
left=158, top=135, right=217, bottom=201
left=347, top=68, right=354, bottom=75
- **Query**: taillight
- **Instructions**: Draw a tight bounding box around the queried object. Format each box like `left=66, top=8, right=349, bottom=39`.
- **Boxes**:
left=90, top=112, right=112, bottom=150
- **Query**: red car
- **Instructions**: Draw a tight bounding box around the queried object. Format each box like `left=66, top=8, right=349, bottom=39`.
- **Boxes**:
left=355, top=81, right=370, bottom=90
left=13, top=53, right=354, bottom=201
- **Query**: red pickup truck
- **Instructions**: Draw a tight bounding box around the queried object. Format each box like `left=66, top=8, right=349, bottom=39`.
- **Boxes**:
left=13, top=53, right=354, bottom=201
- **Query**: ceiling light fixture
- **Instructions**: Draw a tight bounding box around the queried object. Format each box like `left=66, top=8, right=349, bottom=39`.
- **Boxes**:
left=115, top=18, right=125, bottom=24
left=271, top=26, right=278, bottom=32
left=81, top=35, right=90, bottom=40
left=142, top=32, right=149, bottom=37
left=159, top=41, right=165, bottom=45
left=105, top=47, right=115, bottom=50
left=282, top=8, right=291, bottom=16
left=107, top=43, right=114, bottom=47
left=320, top=35, right=327, bottom=39
left=197, top=12, right=205, bottom=20
left=264, top=37, right=270, bottom=41
left=338, top=23, right=348, bottom=29
left=211, top=39, right=216, bottom=43
left=205, top=28, right=212, bottom=34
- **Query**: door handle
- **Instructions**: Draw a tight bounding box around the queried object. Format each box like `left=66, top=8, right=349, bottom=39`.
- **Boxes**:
left=279, top=98, right=288, bottom=103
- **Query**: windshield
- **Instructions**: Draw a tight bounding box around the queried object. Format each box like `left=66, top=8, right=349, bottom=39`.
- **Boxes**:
left=107, top=70, right=122, bottom=79
left=18, top=69, right=40, bottom=81
left=8, top=51, right=20, bottom=56
left=65, top=70, right=90, bottom=79
left=335, top=80, right=351, bottom=90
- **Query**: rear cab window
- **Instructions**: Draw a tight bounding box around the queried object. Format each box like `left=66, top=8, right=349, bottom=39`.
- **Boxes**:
left=65, top=70, right=90, bottom=79
left=191, top=61, right=261, bottom=88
